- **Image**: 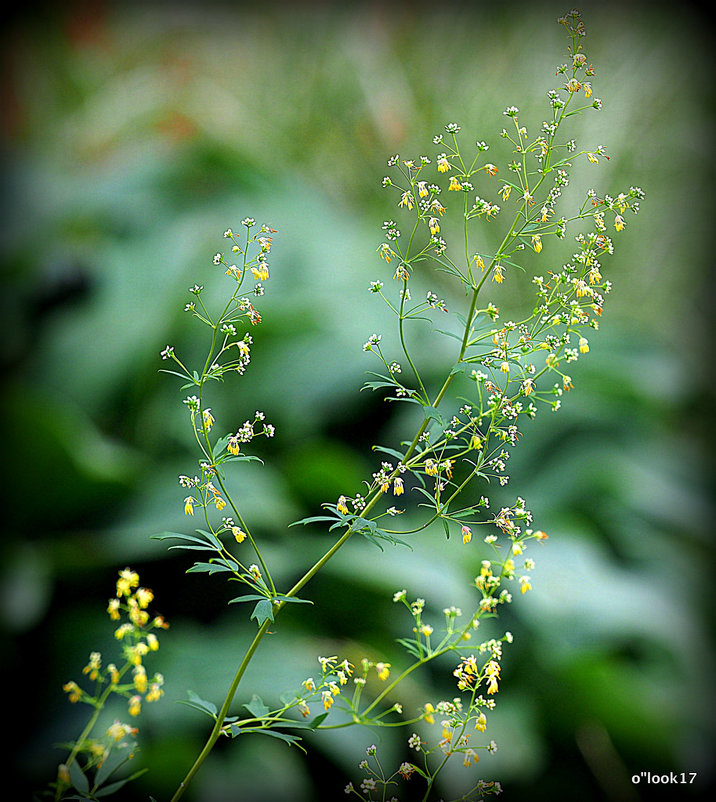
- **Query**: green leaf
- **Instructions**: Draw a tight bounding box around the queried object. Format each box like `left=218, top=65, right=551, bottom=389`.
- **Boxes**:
left=186, top=561, right=238, bottom=575
left=94, top=769, right=148, bottom=797
left=396, top=637, right=423, bottom=658
left=423, top=406, right=445, bottom=426
left=251, top=599, right=275, bottom=625
left=229, top=593, right=269, bottom=605
left=442, top=518, right=451, bottom=540
left=289, top=514, right=341, bottom=528
left=179, top=690, right=218, bottom=719
left=67, top=761, right=90, bottom=794
left=371, top=444, right=406, bottom=462
left=244, top=694, right=270, bottom=719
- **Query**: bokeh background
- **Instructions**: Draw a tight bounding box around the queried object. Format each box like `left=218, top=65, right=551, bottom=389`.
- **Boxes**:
left=3, top=0, right=713, bottom=800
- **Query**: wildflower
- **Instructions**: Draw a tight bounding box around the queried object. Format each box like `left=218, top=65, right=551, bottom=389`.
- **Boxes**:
left=133, top=665, right=147, bottom=693
left=532, top=234, right=542, bottom=253
left=448, top=176, right=462, bottom=191
left=128, top=695, right=142, bottom=717
left=492, top=265, right=505, bottom=283
left=519, top=576, right=532, bottom=594
left=146, top=680, right=164, bottom=702
left=399, top=191, right=414, bottom=209
left=116, top=569, right=139, bottom=597
left=135, top=588, right=153, bottom=609
left=63, top=681, right=82, bottom=703
left=376, top=662, right=391, bottom=681
left=146, top=633, right=159, bottom=651
left=393, top=477, right=404, bottom=496
left=475, top=712, right=487, bottom=732
left=614, top=215, right=625, bottom=231
left=428, top=217, right=440, bottom=235
left=417, top=181, right=429, bottom=197
left=232, top=526, right=246, bottom=543
left=579, top=337, right=589, bottom=353
left=587, top=152, right=599, bottom=164
left=83, top=652, right=101, bottom=681
left=398, top=762, right=415, bottom=779
left=464, top=749, right=479, bottom=767
left=437, top=154, right=451, bottom=172
left=202, top=409, right=215, bottom=431
left=485, top=660, right=501, bottom=694
left=184, top=497, right=195, bottom=516
left=298, top=701, right=310, bottom=717
left=484, top=163, right=498, bottom=176
left=106, top=720, right=137, bottom=742
left=336, top=495, right=349, bottom=515
left=322, top=690, right=334, bottom=710
left=227, top=436, right=240, bottom=456
left=107, top=598, right=120, bottom=620
left=408, top=732, right=422, bottom=750
left=424, top=703, right=435, bottom=724
left=462, top=526, right=473, bottom=545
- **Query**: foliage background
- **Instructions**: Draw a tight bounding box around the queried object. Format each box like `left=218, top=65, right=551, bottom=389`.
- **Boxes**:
left=2, top=0, right=713, bottom=800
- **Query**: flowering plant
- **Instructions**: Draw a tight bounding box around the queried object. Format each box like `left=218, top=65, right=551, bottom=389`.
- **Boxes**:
left=43, top=9, right=643, bottom=801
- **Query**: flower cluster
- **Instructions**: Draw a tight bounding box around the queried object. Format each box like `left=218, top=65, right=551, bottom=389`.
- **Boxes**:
left=54, top=570, right=167, bottom=799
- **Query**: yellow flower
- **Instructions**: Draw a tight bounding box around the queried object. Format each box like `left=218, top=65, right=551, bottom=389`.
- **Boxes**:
left=614, top=215, right=625, bottom=231
left=227, top=436, right=240, bottom=456
left=448, top=176, right=462, bottom=191
left=399, top=191, right=414, bottom=210
left=322, top=690, right=334, bottom=710
left=472, top=254, right=485, bottom=271
left=133, top=665, right=147, bottom=694
left=232, top=526, right=246, bottom=543
left=417, top=181, right=429, bottom=198
left=424, top=703, right=435, bottom=724
left=83, top=652, right=102, bottom=681
left=519, top=576, right=532, bottom=594
left=215, top=496, right=226, bottom=511
left=437, top=155, right=451, bottom=173
left=469, top=434, right=482, bottom=450
left=184, top=496, right=195, bottom=516
left=428, top=217, right=440, bottom=235
left=251, top=264, right=269, bottom=281
left=475, top=712, right=487, bottom=732
left=146, top=633, right=159, bottom=651
left=587, top=152, right=599, bottom=164
left=462, top=526, right=472, bottom=545
left=107, top=598, right=120, bottom=620
left=376, top=662, right=391, bottom=681
left=377, top=243, right=396, bottom=263
left=492, top=265, right=504, bottom=283
left=531, top=234, right=542, bottom=253
left=107, top=663, right=120, bottom=685
left=202, top=409, right=215, bottom=430
left=500, top=184, right=511, bottom=201
left=128, top=695, right=142, bottom=717
left=579, top=337, right=589, bottom=353
left=63, top=681, right=82, bottom=703
left=116, top=569, right=139, bottom=597
left=484, top=163, right=498, bottom=176
left=522, top=378, right=535, bottom=395
left=463, top=749, right=479, bottom=767
left=393, top=478, right=404, bottom=496
left=146, top=681, right=164, bottom=702
left=135, top=587, right=154, bottom=609
left=298, top=701, right=310, bottom=717
left=336, top=495, right=349, bottom=515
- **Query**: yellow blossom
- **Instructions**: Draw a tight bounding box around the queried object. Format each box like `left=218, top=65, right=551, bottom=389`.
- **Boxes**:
left=532, top=234, right=542, bottom=253
left=475, top=712, right=487, bottom=732
left=336, top=495, right=349, bottom=515
left=492, top=265, right=504, bottom=283
left=464, top=749, right=479, bottom=767
left=116, top=569, right=139, bottom=597
left=63, top=681, right=82, bottom=703
left=232, top=526, right=246, bottom=543
left=146, top=633, right=159, bottom=651
left=251, top=264, right=269, bottom=281
left=135, top=587, right=154, bottom=609
left=587, top=152, right=599, bottom=164
left=377, top=243, right=396, bottom=263
left=500, top=185, right=511, bottom=201
left=448, top=176, right=462, bottom=191
left=107, top=598, right=120, bottom=620
left=184, top=496, right=195, bottom=516
left=146, top=681, right=164, bottom=702
left=227, top=436, right=240, bottom=456
left=429, top=217, right=440, bottom=235
left=83, top=652, right=101, bottom=681
left=393, top=477, right=404, bottom=496
left=399, top=191, right=414, bottom=210
left=437, top=155, right=451, bottom=172
left=579, top=337, right=589, bottom=353
left=462, top=526, right=473, bottom=545
left=202, top=409, right=215, bottom=430
left=128, top=695, right=142, bottom=717
left=298, top=701, right=310, bottom=717
left=614, top=215, right=625, bottom=231
left=519, top=576, right=532, bottom=594
left=376, top=662, right=391, bottom=681
left=322, top=690, right=334, bottom=710
left=424, top=703, right=435, bottom=724
left=417, top=181, right=429, bottom=198
left=133, top=665, right=147, bottom=694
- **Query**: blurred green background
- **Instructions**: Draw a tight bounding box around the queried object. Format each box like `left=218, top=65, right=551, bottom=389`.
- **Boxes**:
left=3, top=0, right=713, bottom=800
